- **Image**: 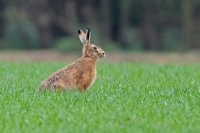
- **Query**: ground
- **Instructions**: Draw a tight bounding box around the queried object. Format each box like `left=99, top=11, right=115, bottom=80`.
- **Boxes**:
left=0, top=50, right=199, bottom=133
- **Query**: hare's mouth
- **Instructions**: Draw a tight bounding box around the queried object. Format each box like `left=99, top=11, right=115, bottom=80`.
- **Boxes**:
left=100, top=54, right=105, bottom=58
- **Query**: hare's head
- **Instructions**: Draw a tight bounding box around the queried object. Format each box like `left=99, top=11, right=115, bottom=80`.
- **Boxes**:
left=78, top=28, right=105, bottom=59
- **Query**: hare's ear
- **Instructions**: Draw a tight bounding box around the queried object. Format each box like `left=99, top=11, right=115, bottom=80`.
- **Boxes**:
left=78, top=29, right=86, bottom=44
left=85, top=28, right=91, bottom=45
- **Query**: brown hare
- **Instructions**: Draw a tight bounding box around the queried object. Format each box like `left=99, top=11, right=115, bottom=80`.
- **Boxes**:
left=38, top=28, right=105, bottom=92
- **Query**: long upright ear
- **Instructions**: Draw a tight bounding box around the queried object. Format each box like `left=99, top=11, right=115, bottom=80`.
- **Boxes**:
left=78, top=29, right=86, bottom=44
left=85, top=28, right=91, bottom=45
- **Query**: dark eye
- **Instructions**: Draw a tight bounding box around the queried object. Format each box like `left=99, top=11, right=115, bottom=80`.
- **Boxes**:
left=93, top=47, right=97, bottom=50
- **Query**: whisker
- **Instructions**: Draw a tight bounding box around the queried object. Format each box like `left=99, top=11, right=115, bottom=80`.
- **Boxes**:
left=101, top=54, right=107, bottom=62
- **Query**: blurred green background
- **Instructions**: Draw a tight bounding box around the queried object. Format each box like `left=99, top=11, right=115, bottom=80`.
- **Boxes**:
left=0, top=0, right=199, bottom=52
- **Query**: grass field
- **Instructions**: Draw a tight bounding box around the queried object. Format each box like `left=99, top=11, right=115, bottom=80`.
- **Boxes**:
left=0, top=62, right=200, bottom=133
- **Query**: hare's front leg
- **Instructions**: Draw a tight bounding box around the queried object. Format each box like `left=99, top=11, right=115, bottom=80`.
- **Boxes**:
left=77, top=84, right=90, bottom=92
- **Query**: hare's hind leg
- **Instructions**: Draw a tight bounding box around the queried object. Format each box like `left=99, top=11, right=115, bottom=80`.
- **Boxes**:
left=51, top=82, right=66, bottom=91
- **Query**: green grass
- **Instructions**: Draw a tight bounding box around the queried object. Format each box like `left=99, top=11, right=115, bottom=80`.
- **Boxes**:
left=0, top=62, right=200, bottom=133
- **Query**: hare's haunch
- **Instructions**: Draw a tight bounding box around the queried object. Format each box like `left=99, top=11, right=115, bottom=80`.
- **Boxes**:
left=38, top=28, right=105, bottom=92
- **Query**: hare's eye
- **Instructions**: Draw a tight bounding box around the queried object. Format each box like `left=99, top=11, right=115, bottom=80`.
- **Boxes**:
left=93, top=47, right=97, bottom=50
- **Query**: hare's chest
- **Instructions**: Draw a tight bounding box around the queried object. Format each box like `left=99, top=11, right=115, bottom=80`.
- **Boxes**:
left=90, top=69, right=96, bottom=85
left=83, top=68, right=96, bottom=86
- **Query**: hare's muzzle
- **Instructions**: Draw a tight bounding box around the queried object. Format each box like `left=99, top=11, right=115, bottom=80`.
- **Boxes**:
left=100, top=52, right=105, bottom=58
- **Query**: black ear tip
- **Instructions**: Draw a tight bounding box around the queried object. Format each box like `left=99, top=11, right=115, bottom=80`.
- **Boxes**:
left=78, top=30, right=81, bottom=34
left=86, top=28, right=90, bottom=31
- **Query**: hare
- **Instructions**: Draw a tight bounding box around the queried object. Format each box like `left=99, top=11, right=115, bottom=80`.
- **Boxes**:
left=38, top=28, right=105, bottom=92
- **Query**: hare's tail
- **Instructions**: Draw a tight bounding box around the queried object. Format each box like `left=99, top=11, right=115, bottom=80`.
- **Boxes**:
left=38, top=83, right=48, bottom=92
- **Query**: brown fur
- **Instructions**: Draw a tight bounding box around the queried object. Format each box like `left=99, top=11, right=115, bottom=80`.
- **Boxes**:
left=38, top=28, right=105, bottom=92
